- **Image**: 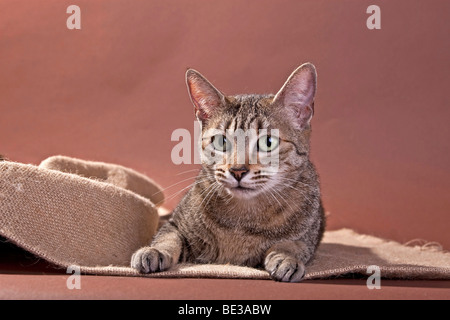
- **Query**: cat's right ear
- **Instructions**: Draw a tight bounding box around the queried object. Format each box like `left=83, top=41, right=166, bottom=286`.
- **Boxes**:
left=186, top=69, right=225, bottom=123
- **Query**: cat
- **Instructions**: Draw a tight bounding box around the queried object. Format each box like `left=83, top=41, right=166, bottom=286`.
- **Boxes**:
left=131, top=63, right=325, bottom=282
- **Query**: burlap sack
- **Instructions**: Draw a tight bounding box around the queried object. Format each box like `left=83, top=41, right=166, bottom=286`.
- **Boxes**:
left=0, top=156, right=161, bottom=267
left=1, top=156, right=449, bottom=280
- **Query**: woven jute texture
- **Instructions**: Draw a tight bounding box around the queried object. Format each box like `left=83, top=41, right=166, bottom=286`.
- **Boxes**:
left=1, top=156, right=449, bottom=280
left=0, top=156, right=161, bottom=268
left=77, top=228, right=450, bottom=280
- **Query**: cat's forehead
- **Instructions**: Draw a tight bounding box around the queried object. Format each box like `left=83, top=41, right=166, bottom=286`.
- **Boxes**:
left=209, top=94, right=274, bottom=131
left=228, top=94, right=273, bottom=109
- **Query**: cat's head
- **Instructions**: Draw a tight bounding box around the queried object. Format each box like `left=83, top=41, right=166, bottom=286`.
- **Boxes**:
left=186, top=63, right=317, bottom=199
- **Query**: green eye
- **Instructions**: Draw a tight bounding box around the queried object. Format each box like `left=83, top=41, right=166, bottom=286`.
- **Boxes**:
left=258, top=135, right=279, bottom=152
left=212, top=134, right=229, bottom=152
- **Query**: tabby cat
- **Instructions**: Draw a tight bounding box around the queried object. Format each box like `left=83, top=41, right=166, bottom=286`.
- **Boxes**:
left=131, top=63, right=325, bottom=282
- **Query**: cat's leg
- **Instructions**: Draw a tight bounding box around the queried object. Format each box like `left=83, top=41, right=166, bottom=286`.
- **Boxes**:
left=131, top=221, right=183, bottom=273
left=264, top=240, right=313, bottom=282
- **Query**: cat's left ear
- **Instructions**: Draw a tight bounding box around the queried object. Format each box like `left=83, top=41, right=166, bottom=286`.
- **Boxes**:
left=186, top=69, right=226, bottom=123
left=272, top=63, right=317, bottom=129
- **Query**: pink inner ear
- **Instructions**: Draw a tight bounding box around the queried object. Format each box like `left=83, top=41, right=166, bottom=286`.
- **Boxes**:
left=187, top=74, right=223, bottom=121
left=189, top=85, right=209, bottom=118
left=284, top=89, right=313, bottom=108
left=278, top=84, right=315, bottom=128
left=191, top=89, right=218, bottom=119
left=296, top=105, right=313, bottom=128
left=274, top=64, right=317, bottom=128
left=283, top=73, right=315, bottom=108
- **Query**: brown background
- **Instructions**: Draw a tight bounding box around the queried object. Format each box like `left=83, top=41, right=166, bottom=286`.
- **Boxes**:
left=1, top=0, right=449, bottom=249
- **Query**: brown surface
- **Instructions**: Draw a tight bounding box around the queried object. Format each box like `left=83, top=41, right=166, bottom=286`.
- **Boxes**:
left=1, top=275, right=449, bottom=300
left=0, top=0, right=449, bottom=299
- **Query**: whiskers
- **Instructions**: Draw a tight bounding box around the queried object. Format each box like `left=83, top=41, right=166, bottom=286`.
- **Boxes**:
left=250, top=171, right=316, bottom=210
left=153, top=167, right=316, bottom=213
left=275, top=176, right=315, bottom=207
left=198, top=180, right=223, bottom=209
left=153, top=168, right=229, bottom=209
left=151, top=169, right=204, bottom=207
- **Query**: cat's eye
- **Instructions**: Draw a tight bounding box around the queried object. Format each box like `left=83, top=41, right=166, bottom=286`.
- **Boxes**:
left=212, top=134, right=230, bottom=152
left=257, top=135, right=279, bottom=152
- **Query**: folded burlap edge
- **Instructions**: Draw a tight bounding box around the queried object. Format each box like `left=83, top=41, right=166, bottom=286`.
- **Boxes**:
left=0, top=157, right=161, bottom=268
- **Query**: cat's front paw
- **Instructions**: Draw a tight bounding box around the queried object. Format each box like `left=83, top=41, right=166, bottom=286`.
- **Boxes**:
left=131, top=246, right=173, bottom=273
left=264, top=252, right=306, bottom=283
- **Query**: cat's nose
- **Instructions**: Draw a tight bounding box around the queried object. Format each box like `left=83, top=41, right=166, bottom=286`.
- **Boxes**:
left=229, top=166, right=249, bottom=182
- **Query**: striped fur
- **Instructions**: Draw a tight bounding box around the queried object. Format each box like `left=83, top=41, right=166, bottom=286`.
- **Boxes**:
left=132, top=64, right=325, bottom=282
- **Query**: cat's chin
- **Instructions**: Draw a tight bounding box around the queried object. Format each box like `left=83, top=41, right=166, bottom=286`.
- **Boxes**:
left=226, top=186, right=259, bottom=198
